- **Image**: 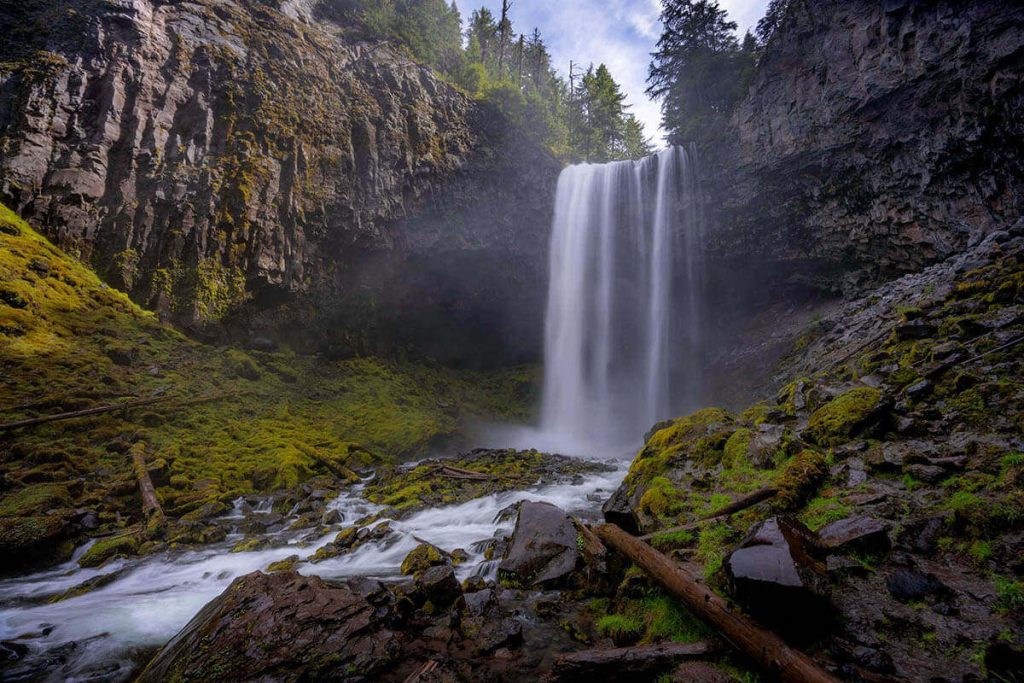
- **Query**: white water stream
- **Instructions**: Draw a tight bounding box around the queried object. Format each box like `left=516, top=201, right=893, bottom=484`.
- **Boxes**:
left=0, top=464, right=626, bottom=682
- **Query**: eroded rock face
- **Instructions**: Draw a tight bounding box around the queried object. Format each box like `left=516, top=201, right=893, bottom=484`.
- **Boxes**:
left=709, top=0, right=1024, bottom=297
left=0, top=0, right=558, bottom=364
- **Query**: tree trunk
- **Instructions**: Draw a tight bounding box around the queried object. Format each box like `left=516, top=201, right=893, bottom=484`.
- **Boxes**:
left=594, top=524, right=841, bottom=683
left=131, top=443, right=164, bottom=521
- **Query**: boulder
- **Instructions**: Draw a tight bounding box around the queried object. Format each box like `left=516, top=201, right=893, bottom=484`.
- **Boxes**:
left=401, top=542, right=450, bottom=576
left=885, top=569, right=947, bottom=602
left=498, top=501, right=581, bottom=588
left=725, top=516, right=831, bottom=640
left=414, top=565, right=462, bottom=608
left=138, top=572, right=400, bottom=682
left=818, top=516, right=890, bottom=554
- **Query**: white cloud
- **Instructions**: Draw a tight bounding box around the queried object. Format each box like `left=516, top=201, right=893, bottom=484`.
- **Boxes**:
left=452, top=0, right=770, bottom=147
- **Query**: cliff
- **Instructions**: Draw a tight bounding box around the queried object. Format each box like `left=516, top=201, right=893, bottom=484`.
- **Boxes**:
left=0, top=0, right=558, bottom=365
left=706, top=0, right=1024, bottom=296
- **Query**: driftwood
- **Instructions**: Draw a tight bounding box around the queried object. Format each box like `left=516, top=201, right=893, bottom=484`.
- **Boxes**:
left=594, top=523, right=841, bottom=683
left=925, top=332, right=1024, bottom=380
left=130, top=443, right=164, bottom=521
left=640, top=487, right=778, bottom=541
left=551, top=642, right=714, bottom=680
left=411, top=464, right=496, bottom=482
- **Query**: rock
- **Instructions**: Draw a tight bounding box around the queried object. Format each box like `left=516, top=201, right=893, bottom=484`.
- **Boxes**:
left=725, top=516, right=831, bottom=639
left=246, top=337, right=276, bottom=352
left=320, top=509, right=343, bottom=526
left=747, top=424, right=786, bottom=468
left=414, top=565, right=462, bottom=608
left=895, top=323, right=937, bottom=340
left=903, top=463, right=946, bottom=483
left=0, top=0, right=558, bottom=365
left=905, top=379, right=933, bottom=398
left=498, top=501, right=580, bottom=588
left=77, top=511, right=100, bottom=531
left=818, top=516, right=890, bottom=554
left=459, top=587, right=497, bottom=617
left=899, top=514, right=950, bottom=555
left=138, top=572, right=401, bottom=682
left=602, top=484, right=642, bottom=535
left=885, top=569, right=947, bottom=602
left=462, top=575, right=488, bottom=593
left=670, top=662, right=739, bottom=682
left=401, top=542, right=450, bottom=576
left=266, top=555, right=300, bottom=573
left=470, top=617, right=523, bottom=655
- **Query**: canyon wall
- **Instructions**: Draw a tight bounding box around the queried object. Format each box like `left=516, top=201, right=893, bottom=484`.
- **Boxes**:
left=707, top=0, right=1024, bottom=296
left=0, top=0, right=557, bottom=365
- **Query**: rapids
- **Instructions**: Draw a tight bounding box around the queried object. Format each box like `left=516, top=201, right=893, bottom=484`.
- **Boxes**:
left=0, top=463, right=627, bottom=682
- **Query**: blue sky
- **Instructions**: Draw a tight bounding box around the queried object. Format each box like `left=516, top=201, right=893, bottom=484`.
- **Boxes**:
left=451, top=0, right=770, bottom=146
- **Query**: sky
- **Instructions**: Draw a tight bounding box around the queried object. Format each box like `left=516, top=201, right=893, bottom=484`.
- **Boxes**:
left=451, top=0, right=770, bottom=146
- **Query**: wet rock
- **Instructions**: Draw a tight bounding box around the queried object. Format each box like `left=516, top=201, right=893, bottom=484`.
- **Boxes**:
left=320, top=509, right=343, bottom=526
left=602, top=484, right=642, bottom=535
left=818, top=516, right=890, bottom=554
left=725, top=516, right=831, bottom=639
left=459, top=587, right=497, bottom=617
left=401, top=542, right=451, bottom=576
left=885, top=568, right=947, bottom=602
left=900, top=514, right=950, bottom=555
left=138, top=572, right=401, bottom=682
left=266, top=555, right=300, bottom=573
left=77, top=510, right=100, bottom=531
left=462, top=575, right=488, bottom=593
left=498, top=501, right=580, bottom=588
left=471, top=617, right=523, bottom=655
left=246, top=336, right=276, bottom=352
left=414, top=565, right=462, bottom=608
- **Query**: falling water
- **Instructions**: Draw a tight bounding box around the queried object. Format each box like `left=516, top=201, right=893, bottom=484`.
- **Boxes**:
left=538, top=146, right=705, bottom=456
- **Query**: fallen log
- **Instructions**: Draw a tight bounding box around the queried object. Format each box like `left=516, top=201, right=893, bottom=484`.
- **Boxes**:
left=594, top=523, right=841, bottom=683
left=297, top=443, right=361, bottom=484
left=551, top=641, right=713, bottom=680
left=403, top=660, right=438, bottom=683
left=410, top=464, right=496, bottom=482
left=640, top=487, right=778, bottom=541
left=130, top=443, right=164, bottom=521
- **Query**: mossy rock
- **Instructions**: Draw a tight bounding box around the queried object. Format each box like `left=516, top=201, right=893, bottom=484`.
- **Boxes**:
left=773, top=451, right=829, bottom=510
left=231, top=536, right=273, bottom=553
left=0, top=515, right=72, bottom=571
left=79, top=532, right=142, bottom=568
left=805, top=387, right=884, bottom=446
left=0, top=483, right=70, bottom=516
left=266, top=555, right=300, bottom=572
left=400, top=542, right=450, bottom=576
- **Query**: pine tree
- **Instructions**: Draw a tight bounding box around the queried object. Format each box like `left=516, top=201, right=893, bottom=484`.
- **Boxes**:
left=647, top=0, right=755, bottom=147
left=620, top=115, right=653, bottom=160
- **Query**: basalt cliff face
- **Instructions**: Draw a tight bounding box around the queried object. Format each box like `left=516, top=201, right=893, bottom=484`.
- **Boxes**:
left=0, top=0, right=557, bottom=366
left=707, top=0, right=1024, bottom=298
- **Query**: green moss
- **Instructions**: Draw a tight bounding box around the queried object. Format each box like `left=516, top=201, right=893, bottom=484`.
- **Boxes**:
left=0, top=484, right=69, bottom=516
left=773, top=451, right=829, bottom=510
left=722, top=428, right=752, bottom=469
left=595, top=612, right=645, bottom=643
left=799, top=494, right=851, bottom=530
left=400, top=543, right=446, bottom=575
left=638, top=476, right=684, bottom=518
left=696, top=522, right=732, bottom=579
left=266, top=556, right=300, bottom=572
left=994, top=576, right=1024, bottom=613
left=79, top=532, right=141, bottom=568
left=805, top=387, right=883, bottom=446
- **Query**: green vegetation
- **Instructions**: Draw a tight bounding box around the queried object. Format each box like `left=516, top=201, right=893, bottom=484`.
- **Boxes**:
left=805, top=387, right=883, bottom=446
left=0, top=204, right=532, bottom=559
left=333, top=0, right=651, bottom=161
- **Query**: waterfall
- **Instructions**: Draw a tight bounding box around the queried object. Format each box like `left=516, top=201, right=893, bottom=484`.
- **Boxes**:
left=538, top=146, right=705, bottom=456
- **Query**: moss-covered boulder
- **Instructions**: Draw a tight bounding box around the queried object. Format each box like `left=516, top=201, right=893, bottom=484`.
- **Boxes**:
left=78, top=532, right=142, bottom=568
left=805, top=387, right=884, bottom=446
left=401, top=542, right=450, bottom=576
left=0, top=515, right=73, bottom=573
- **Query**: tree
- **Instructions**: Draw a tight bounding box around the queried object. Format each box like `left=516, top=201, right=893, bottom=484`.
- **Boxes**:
left=647, top=0, right=756, bottom=147
left=755, top=0, right=791, bottom=47
left=619, top=115, right=653, bottom=160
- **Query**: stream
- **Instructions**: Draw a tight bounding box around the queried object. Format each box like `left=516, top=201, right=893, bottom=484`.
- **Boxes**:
left=0, top=461, right=628, bottom=682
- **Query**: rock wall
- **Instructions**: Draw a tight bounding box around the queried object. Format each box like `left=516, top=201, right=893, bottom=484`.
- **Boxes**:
left=706, top=0, right=1024, bottom=296
left=0, top=0, right=558, bottom=365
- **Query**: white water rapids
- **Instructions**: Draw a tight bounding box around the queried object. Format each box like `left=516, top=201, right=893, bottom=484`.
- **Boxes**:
left=0, top=464, right=626, bottom=682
